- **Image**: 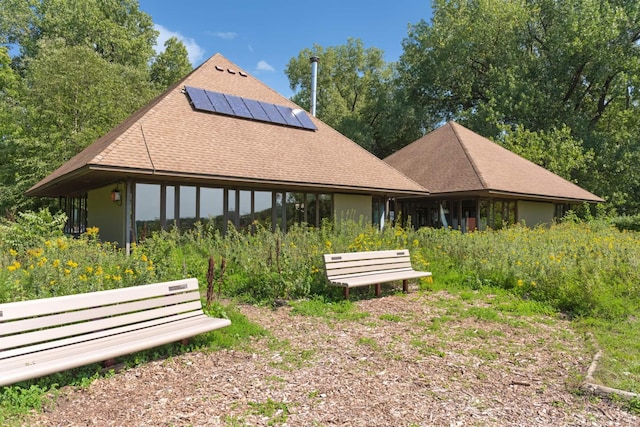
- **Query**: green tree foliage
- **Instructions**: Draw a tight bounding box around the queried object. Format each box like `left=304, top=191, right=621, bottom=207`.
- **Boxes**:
left=286, top=38, right=421, bottom=157
left=150, top=37, right=193, bottom=89
left=2, top=0, right=157, bottom=67
left=398, top=0, right=640, bottom=213
left=0, top=0, right=191, bottom=214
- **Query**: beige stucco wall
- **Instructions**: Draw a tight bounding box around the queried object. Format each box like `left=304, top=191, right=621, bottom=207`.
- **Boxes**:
left=333, top=194, right=372, bottom=224
left=517, top=200, right=554, bottom=227
left=88, top=185, right=126, bottom=245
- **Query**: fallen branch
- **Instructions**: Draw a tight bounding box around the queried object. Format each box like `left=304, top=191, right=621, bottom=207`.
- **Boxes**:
left=581, top=350, right=640, bottom=401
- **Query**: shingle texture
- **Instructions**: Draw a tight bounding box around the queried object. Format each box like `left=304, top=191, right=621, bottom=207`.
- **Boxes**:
left=27, top=54, right=427, bottom=197
left=384, top=122, right=604, bottom=203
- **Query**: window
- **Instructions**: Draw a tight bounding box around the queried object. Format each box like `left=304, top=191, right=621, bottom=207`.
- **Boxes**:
left=135, top=183, right=161, bottom=240
left=254, top=191, right=273, bottom=229
left=179, top=186, right=197, bottom=231
left=60, top=195, right=87, bottom=236
left=200, top=187, right=224, bottom=231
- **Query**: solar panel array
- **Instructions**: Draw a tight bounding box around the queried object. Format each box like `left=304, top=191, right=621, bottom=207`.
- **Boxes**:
left=184, top=86, right=317, bottom=131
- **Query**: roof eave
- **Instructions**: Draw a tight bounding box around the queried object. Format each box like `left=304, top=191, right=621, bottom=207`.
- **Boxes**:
left=26, top=165, right=430, bottom=198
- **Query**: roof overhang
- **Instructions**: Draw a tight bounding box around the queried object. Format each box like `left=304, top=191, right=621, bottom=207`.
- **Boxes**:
left=26, top=165, right=430, bottom=199
left=399, top=189, right=604, bottom=204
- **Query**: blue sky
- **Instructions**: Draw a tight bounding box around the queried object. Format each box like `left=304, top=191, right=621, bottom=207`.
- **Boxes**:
left=138, top=1, right=433, bottom=98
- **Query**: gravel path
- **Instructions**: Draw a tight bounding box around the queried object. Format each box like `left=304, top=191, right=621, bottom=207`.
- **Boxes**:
left=29, top=290, right=638, bottom=426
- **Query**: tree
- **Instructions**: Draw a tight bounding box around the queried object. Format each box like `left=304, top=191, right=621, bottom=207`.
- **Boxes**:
left=150, top=37, right=192, bottom=89
left=286, top=38, right=421, bottom=157
left=0, top=0, right=162, bottom=213
left=2, top=0, right=157, bottom=67
left=0, top=46, right=28, bottom=214
left=398, top=0, right=640, bottom=212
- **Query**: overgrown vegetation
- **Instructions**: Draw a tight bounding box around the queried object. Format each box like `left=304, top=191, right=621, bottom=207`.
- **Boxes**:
left=2, top=211, right=640, bottom=422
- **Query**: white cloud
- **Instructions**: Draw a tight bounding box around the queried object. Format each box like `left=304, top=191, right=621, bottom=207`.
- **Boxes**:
left=213, top=31, right=237, bottom=40
left=154, top=24, right=204, bottom=65
left=256, top=60, right=275, bottom=72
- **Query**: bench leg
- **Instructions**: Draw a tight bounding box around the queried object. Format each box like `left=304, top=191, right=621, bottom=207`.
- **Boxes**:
left=403, top=279, right=409, bottom=293
left=375, top=283, right=381, bottom=297
left=344, top=287, right=350, bottom=299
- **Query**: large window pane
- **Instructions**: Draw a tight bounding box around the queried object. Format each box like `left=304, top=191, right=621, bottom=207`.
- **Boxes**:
left=227, top=189, right=237, bottom=228
left=239, top=190, right=252, bottom=231
left=318, top=194, right=332, bottom=225
left=286, top=192, right=305, bottom=229
left=254, top=191, right=273, bottom=229
left=179, top=186, right=197, bottom=231
left=306, top=193, right=317, bottom=227
left=200, top=187, right=224, bottom=232
left=274, top=192, right=284, bottom=231
left=165, top=185, right=175, bottom=228
left=135, top=183, right=161, bottom=240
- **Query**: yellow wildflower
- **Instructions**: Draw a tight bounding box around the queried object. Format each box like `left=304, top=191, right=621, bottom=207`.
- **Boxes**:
left=9, top=248, right=18, bottom=256
left=7, top=261, right=21, bottom=271
left=67, top=260, right=78, bottom=268
left=124, top=268, right=134, bottom=275
left=52, top=259, right=60, bottom=268
left=86, top=226, right=99, bottom=237
left=86, top=266, right=94, bottom=274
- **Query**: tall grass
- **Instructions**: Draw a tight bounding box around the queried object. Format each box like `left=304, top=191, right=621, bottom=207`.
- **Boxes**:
left=2, top=212, right=640, bottom=320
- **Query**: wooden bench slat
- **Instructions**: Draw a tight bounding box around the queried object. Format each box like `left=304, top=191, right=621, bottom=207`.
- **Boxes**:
left=1, top=300, right=203, bottom=351
left=3, top=314, right=226, bottom=370
left=326, top=261, right=414, bottom=277
left=0, top=279, right=199, bottom=321
left=1, top=315, right=230, bottom=387
left=323, top=250, right=409, bottom=263
left=1, top=291, right=199, bottom=336
left=0, top=310, right=203, bottom=360
left=331, top=270, right=432, bottom=287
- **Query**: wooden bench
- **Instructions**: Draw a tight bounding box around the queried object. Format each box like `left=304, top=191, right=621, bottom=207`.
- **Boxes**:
left=323, top=249, right=432, bottom=299
left=0, top=278, right=230, bottom=387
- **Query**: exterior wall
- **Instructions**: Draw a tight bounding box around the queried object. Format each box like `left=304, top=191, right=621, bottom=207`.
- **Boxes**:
left=333, top=193, right=372, bottom=224
left=517, top=200, right=554, bottom=227
left=88, top=185, right=126, bottom=245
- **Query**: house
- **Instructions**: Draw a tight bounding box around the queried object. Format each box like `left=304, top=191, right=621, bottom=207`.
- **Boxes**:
left=384, top=122, right=604, bottom=230
left=26, top=54, right=429, bottom=248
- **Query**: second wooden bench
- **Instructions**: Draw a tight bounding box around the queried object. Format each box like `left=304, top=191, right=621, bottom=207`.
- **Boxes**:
left=323, top=249, right=432, bottom=298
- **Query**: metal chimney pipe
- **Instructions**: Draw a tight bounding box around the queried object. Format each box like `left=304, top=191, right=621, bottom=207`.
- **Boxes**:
left=310, top=56, right=319, bottom=116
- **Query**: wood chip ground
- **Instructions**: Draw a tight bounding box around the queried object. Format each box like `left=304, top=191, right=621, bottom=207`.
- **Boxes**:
left=28, top=290, right=639, bottom=426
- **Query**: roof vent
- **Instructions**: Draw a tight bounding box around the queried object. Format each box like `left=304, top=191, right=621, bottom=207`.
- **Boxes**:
left=214, top=65, right=224, bottom=72
left=227, top=68, right=236, bottom=74
left=239, top=71, right=247, bottom=77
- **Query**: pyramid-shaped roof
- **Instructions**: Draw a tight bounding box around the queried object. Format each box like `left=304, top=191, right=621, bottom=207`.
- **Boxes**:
left=384, top=122, right=603, bottom=203
left=27, top=54, right=428, bottom=198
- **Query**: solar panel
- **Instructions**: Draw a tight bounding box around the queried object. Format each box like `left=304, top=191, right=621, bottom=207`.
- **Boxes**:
left=184, top=86, right=214, bottom=112
left=243, top=98, right=270, bottom=122
left=224, top=94, right=252, bottom=119
left=258, top=102, right=288, bottom=125
left=205, top=91, right=234, bottom=115
left=276, top=105, right=303, bottom=127
left=184, top=86, right=316, bottom=131
left=292, top=108, right=317, bottom=130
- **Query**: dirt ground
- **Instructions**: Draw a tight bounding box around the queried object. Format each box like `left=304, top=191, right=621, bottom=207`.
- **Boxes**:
left=28, top=289, right=638, bottom=426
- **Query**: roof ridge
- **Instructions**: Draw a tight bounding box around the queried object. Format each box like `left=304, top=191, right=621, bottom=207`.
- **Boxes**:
left=450, top=122, right=488, bottom=190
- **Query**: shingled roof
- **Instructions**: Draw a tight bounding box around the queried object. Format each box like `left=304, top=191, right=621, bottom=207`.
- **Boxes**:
left=384, top=122, right=604, bottom=203
left=27, top=54, right=428, bottom=198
